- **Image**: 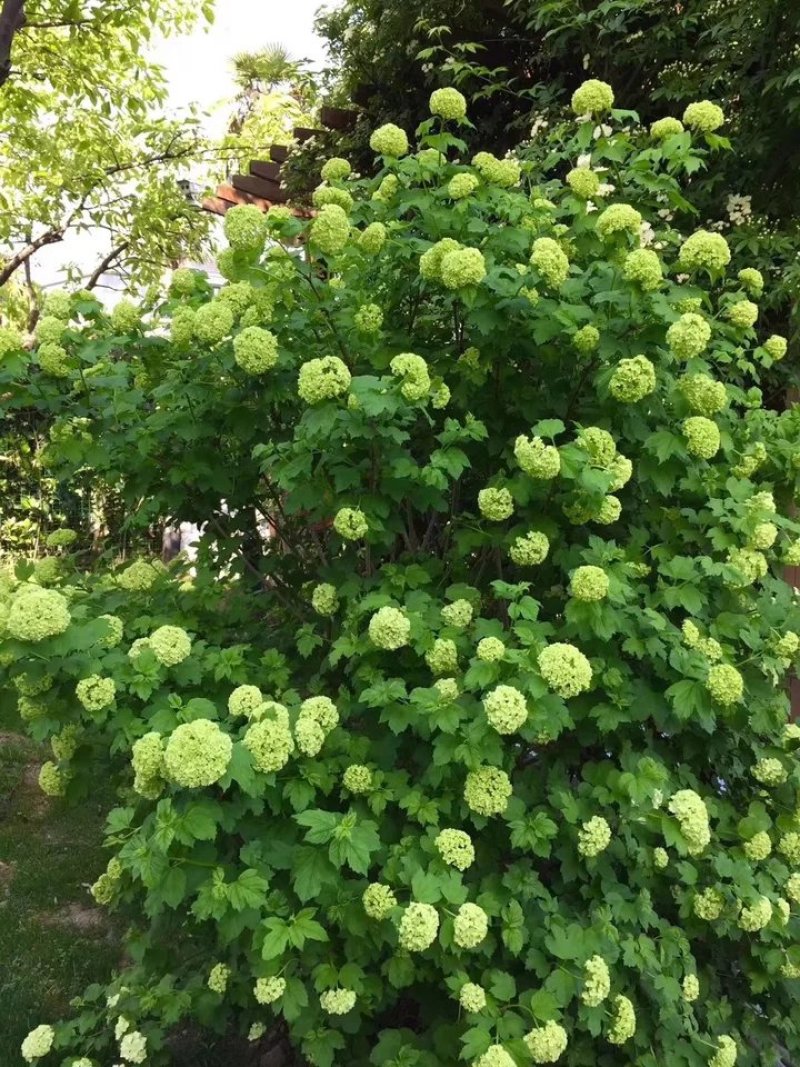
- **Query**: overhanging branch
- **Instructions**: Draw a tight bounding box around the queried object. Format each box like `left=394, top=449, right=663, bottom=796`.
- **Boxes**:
left=0, top=0, right=25, bottom=87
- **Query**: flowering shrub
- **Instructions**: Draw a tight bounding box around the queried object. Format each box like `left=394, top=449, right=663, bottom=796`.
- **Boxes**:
left=4, top=81, right=800, bottom=1067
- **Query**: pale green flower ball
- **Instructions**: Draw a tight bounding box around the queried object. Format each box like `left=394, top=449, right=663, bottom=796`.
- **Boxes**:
left=76, top=675, right=116, bottom=711
left=309, top=204, right=350, bottom=255
left=442, top=599, right=473, bottom=628
left=752, top=757, right=787, bottom=785
left=38, top=342, right=70, bottom=377
left=679, top=230, right=731, bottom=272
left=369, top=123, right=409, bottom=157
left=573, top=324, right=600, bottom=353
left=434, top=677, right=460, bottom=702
left=13, top=672, right=53, bottom=697
left=170, top=267, right=198, bottom=295
left=578, top=426, right=616, bottom=466
left=459, top=982, right=486, bottom=1013
left=750, top=522, right=778, bottom=551
left=43, top=290, right=72, bottom=319
left=368, top=605, right=411, bottom=650
left=45, top=527, right=77, bottom=549
left=354, top=303, right=383, bottom=334
left=372, top=173, right=400, bottom=202
left=430, top=86, right=467, bottom=119
left=471, top=152, right=520, bottom=187
left=390, top=352, right=431, bottom=400
left=738, top=267, right=764, bottom=295
left=224, top=204, right=267, bottom=251
left=333, top=506, right=368, bottom=540
left=311, top=583, right=338, bottom=616
left=786, top=872, right=800, bottom=902
left=233, top=326, right=279, bottom=374
left=709, top=1037, right=738, bottom=1067
left=320, top=988, right=356, bottom=1015
left=208, top=962, right=231, bottom=994
left=440, top=247, right=487, bottom=289
left=432, top=382, right=451, bottom=408
left=738, top=896, right=773, bottom=931
left=530, top=237, right=569, bottom=287
left=193, top=301, right=234, bottom=344
left=448, top=173, right=480, bottom=200
left=668, top=789, right=711, bottom=854
left=595, top=204, right=642, bottom=238
left=170, top=306, right=196, bottom=347
left=426, top=637, right=459, bottom=675
left=509, top=531, right=549, bottom=566
left=399, top=901, right=439, bottom=951
left=780, top=831, right=800, bottom=865
left=483, top=683, right=528, bottom=734
left=776, top=630, right=799, bottom=658
left=228, top=684, right=263, bottom=718
left=682, top=416, right=720, bottom=459
left=110, top=299, right=141, bottom=334
left=295, top=717, right=325, bottom=757
left=254, top=976, right=286, bottom=1004
left=36, top=315, right=66, bottom=344
left=680, top=374, right=727, bottom=416
left=726, top=299, right=758, bottom=330
left=476, top=636, right=505, bottom=662
left=38, top=761, right=65, bottom=796
left=623, top=247, right=663, bottom=290
left=21, top=1024, right=55, bottom=1063
left=363, top=882, right=397, bottom=919
left=464, top=766, right=512, bottom=816
left=321, top=157, right=351, bottom=182
left=682, top=974, right=700, bottom=1002
left=571, top=79, right=614, bottom=114
left=131, top=732, right=164, bottom=780
left=0, top=324, right=24, bottom=358
left=128, top=638, right=152, bottom=662
left=474, top=1045, right=516, bottom=1067
left=524, top=1019, right=568, bottom=1063
left=610, top=355, right=656, bottom=402
left=120, top=1030, right=148, bottom=1064
left=668, top=312, right=712, bottom=359
left=578, top=815, right=612, bottom=857
left=8, top=587, right=70, bottom=641
left=683, top=100, right=725, bottom=132
left=478, top=487, right=514, bottom=522
left=763, top=335, right=788, bottom=361
left=343, top=764, right=373, bottom=794
left=650, top=116, right=684, bottom=140
left=164, top=720, right=233, bottom=787
left=693, top=886, right=724, bottom=920
left=420, top=237, right=462, bottom=281
left=653, top=846, right=669, bottom=869
left=298, top=355, right=351, bottom=405
left=358, top=222, right=387, bottom=254
left=244, top=718, right=294, bottom=773
left=538, top=643, right=592, bottom=698
left=743, top=831, right=772, bottom=861
left=706, top=663, right=743, bottom=706
left=299, top=695, right=339, bottom=732
left=514, top=435, right=560, bottom=479
left=581, top=955, right=611, bottom=1005
left=570, top=564, right=610, bottom=601
left=435, top=828, right=475, bottom=870
left=149, top=625, right=192, bottom=666
left=453, top=902, right=488, bottom=948
left=726, top=547, right=767, bottom=587
left=566, top=167, right=599, bottom=199
left=51, top=724, right=80, bottom=761
left=312, top=184, right=353, bottom=212
left=607, top=994, right=636, bottom=1045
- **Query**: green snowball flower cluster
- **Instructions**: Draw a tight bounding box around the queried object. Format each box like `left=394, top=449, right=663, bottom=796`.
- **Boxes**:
left=573, top=325, right=599, bottom=353
left=311, top=583, right=338, bottom=616
left=682, top=416, right=721, bottom=459
left=208, top=963, right=231, bottom=994
left=164, top=719, right=233, bottom=787
left=471, top=151, right=520, bottom=187
left=426, top=637, right=459, bottom=675
left=509, top=531, right=550, bottom=566
left=149, top=625, right=191, bottom=666
left=708, top=1036, right=737, bottom=1067
left=483, top=684, right=528, bottom=734
left=566, top=166, right=600, bottom=199
left=369, top=605, right=411, bottom=649
left=38, top=761, right=65, bottom=796
left=254, top=976, right=286, bottom=1004
left=595, top=203, right=642, bottom=238
left=476, top=636, right=505, bottom=662
left=390, top=353, right=431, bottom=400
left=726, top=547, right=767, bottom=586
left=737, top=266, right=763, bottom=295
left=738, top=896, right=772, bottom=931
left=459, top=982, right=486, bottom=1013
left=420, top=238, right=461, bottom=281
left=224, top=204, right=267, bottom=251
left=170, top=306, right=195, bottom=346
left=786, top=873, right=800, bottom=902
left=779, top=831, right=800, bottom=864
left=448, top=173, right=480, bottom=200
left=683, top=100, right=725, bottom=132
left=0, top=324, right=23, bottom=358
left=453, top=902, right=488, bottom=947
left=530, top=237, right=569, bottom=287
left=679, top=230, right=731, bottom=272
left=706, top=663, right=744, bottom=705
left=309, top=204, right=350, bottom=255
left=45, top=527, right=77, bottom=549
left=333, top=506, right=368, bottom=540
left=578, top=426, right=616, bottom=466
left=693, top=886, right=724, bottom=920
left=538, top=643, right=592, bottom=698
left=514, top=434, right=560, bottom=478
left=321, top=157, right=351, bottom=182
left=653, top=846, right=669, bottom=868
left=110, top=299, right=141, bottom=334
left=524, top=1020, right=568, bottom=1063
left=131, top=732, right=165, bottom=796
left=724, top=299, right=758, bottom=331
left=51, top=724, right=80, bottom=761
left=478, top=487, right=514, bottom=521
left=680, top=374, right=727, bottom=415
left=245, top=714, right=294, bottom=772
left=38, top=342, right=70, bottom=377
left=668, top=312, right=712, bottom=359
left=577, top=815, right=612, bottom=857
left=581, top=955, right=611, bottom=1005
left=682, top=974, right=700, bottom=1002
left=607, top=994, right=636, bottom=1045
left=752, top=757, right=787, bottom=785
left=36, top=315, right=66, bottom=344
left=228, top=684, right=263, bottom=718
left=7, top=587, right=70, bottom=641
left=743, top=831, right=772, bottom=861
left=430, top=87, right=467, bottom=120
left=354, top=303, right=383, bottom=333
left=312, top=184, right=354, bottom=212
left=358, top=222, right=387, bottom=254
left=434, top=677, right=459, bottom=702
left=21, top=1024, right=55, bottom=1063
left=76, top=675, right=116, bottom=711
left=233, top=326, right=279, bottom=374
left=442, top=599, right=473, bottom=628
left=43, top=290, right=72, bottom=319
left=170, top=267, right=198, bottom=295
left=298, top=355, right=351, bottom=404
left=91, top=857, right=123, bottom=905
left=763, top=334, right=788, bottom=361
left=363, top=882, right=397, bottom=919
left=750, top=522, right=778, bottom=550
left=370, top=123, right=409, bottom=157
left=776, top=630, right=799, bottom=658
left=668, top=789, right=711, bottom=854
left=372, top=174, right=400, bottom=202
left=435, top=828, right=475, bottom=870
left=610, top=355, right=656, bottom=402
left=650, top=116, right=684, bottom=139
left=399, top=901, right=439, bottom=950
left=193, top=301, right=234, bottom=344
left=623, top=247, right=663, bottom=290
left=464, top=765, right=512, bottom=816
left=343, top=764, right=373, bottom=793
left=320, top=988, right=356, bottom=1014
left=571, top=79, right=614, bottom=114
left=440, top=246, right=487, bottom=289
left=570, top=565, right=609, bottom=601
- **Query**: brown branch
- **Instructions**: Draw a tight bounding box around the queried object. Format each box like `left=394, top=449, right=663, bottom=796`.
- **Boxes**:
left=85, top=240, right=129, bottom=290
left=0, top=226, right=62, bottom=287
left=0, top=0, right=25, bottom=87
